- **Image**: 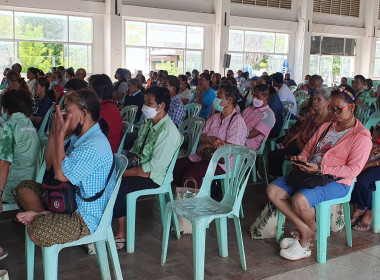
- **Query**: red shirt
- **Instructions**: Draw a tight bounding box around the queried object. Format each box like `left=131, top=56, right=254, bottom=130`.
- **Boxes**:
left=100, top=100, right=123, bottom=153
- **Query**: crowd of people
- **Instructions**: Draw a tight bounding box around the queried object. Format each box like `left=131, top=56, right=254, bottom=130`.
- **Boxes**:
left=1, top=62, right=380, bottom=278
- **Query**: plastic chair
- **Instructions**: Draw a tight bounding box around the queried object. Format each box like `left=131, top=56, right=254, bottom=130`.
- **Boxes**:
left=282, top=102, right=294, bottom=114
left=364, top=117, right=380, bottom=130
left=356, top=104, right=370, bottom=124
left=289, top=85, right=297, bottom=93
left=293, top=90, right=308, bottom=97
left=161, top=145, right=256, bottom=280
left=58, top=94, right=65, bottom=106
left=276, top=180, right=355, bottom=263
left=373, top=181, right=380, bottom=233
left=296, top=96, right=308, bottom=113
left=296, top=83, right=305, bottom=90
left=120, top=105, right=138, bottom=133
left=132, top=114, right=147, bottom=132
left=366, top=97, right=378, bottom=111
left=269, top=109, right=291, bottom=151
left=370, top=111, right=380, bottom=119
left=251, top=137, right=268, bottom=186
left=184, top=103, right=202, bottom=118
left=282, top=160, right=292, bottom=176
left=125, top=135, right=184, bottom=253
left=178, top=117, right=205, bottom=157
left=26, top=154, right=128, bottom=280
left=37, top=105, right=54, bottom=137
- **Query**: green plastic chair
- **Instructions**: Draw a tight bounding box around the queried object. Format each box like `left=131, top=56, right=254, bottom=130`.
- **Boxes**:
left=282, top=160, right=292, bottom=176
left=58, top=94, right=65, bottom=106
left=356, top=104, right=370, bottom=124
left=293, top=90, right=308, bottom=97
left=289, top=85, right=297, bottom=93
left=37, top=105, right=55, bottom=137
left=132, top=114, right=147, bottom=132
left=184, top=103, right=202, bottom=118
left=366, top=97, right=378, bottom=111
left=120, top=105, right=138, bottom=133
left=26, top=154, right=128, bottom=280
left=276, top=180, right=355, bottom=263
left=370, top=111, right=380, bottom=119
left=269, top=109, right=292, bottom=152
left=364, top=117, right=380, bottom=130
left=296, top=96, right=308, bottom=113
left=251, top=137, right=268, bottom=186
left=373, top=181, right=380, bottom=233
left=296, top=83, right=305, bottom=90
left=178, top=117, right=205, bottom=157
left=282, top=101, right=294, bottom=112
left=372, top=80, right=380, bottom=89
left=161, top=145, right=256, bottom=280
left=125, top=135, right=183, bottom=253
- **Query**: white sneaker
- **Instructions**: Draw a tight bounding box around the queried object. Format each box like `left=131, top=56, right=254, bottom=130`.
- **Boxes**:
left=280, top=239, right=311, bottom=260
left=0, top=270, right=9, bottom=280
left=280, top=238, right=296, bottom=249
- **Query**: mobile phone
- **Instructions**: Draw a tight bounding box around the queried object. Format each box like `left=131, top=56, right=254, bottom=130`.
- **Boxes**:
left=292, top=160, right=308, bottom=166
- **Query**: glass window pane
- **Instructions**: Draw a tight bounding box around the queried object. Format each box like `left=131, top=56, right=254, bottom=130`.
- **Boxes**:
left=67, top=45, right=92, bottom=73
left=321, top=37, right=344, bottom=55
left=375, top=59, right=380, bottom=78
left=126, top=47, right=149, bottom=76
left=147, top=23, right=185, bottom=48
left=0, top=41, right=15, bottom=71
left=244, top=53, right=268, bottom=75
left=320, top=56, right=333, bottom=85
left=69, top=16, right=93, bottom=43
left=229, top=53, right=243, bottom=73
left=309, top=55, right=319, bottom=75
left=185, top=51, right=202, bottom=73
left=18, top=41, right=63, bottom=73
left=187, top=26, right=204, bottom=49
left=345, top=38, right=356, bottom=56
left=244, top=31, right=275, bottom=53
left=150, top=48, right=184, bottom=75
left=0, top=11, right=13, bottom=39
left=228, top=30, right=244, bottom=51
left=342, top=56, right=355, bottom=78
left=275, top=34, right=289, bottom=54
left=15, top=12, right=67, bottom=42
left=125, top=21, right=146, bottom=47
left=268, top=55, right=287, bottom=74
left=310, top=36, right=321, bottom=55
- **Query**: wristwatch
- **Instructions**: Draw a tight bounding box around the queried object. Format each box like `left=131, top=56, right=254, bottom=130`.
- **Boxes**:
left=0, top=190, right=3, bottom=197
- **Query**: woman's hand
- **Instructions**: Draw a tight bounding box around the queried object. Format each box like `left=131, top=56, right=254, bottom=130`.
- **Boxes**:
left=294, top=162, right=319, bottom=174
left=52, top=105, right=71, bottom=139
left=290, top=155, right=307, bottom=162
left=196, top=143, right=213, bottom=155
left=213, top=138, right=226, bottom=149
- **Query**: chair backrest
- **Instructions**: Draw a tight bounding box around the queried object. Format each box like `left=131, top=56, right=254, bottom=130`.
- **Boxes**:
left=296, top=96, right=308, bottom=112
left=37, top=105, right=55, bottom=137
left=161, top=134, right=184, bottom=187
left=370, top=111, right=380, bottom=119
left=356, top=104, right=371, bottom=124
left=366, top=97, right=378, bottom=111
left=120, top=105, right=138, bottom=124
left=255, top=137, right=267, bottom=154
left=36, top=160, right=47, bottom=184
left=184, top=103, right=202, bottom=118
left=293, top=90, right=308, bottom=97
left=282, top=101, right=294, bottom=112
left=199, top=145, right=256, bottom=212
left=365, top=117, right=380, bottom=130
left=178, top=117, right=205, bottom=156
left=296, top=83, right=305, bottom=90
left=289, top=85, right=297, bottom=93
left=59, top=93, right=66, bottom=106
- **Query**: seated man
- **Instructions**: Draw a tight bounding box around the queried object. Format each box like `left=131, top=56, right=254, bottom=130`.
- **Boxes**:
left=242, top=84, right=275, bottom=151
left=163, top=75, right=186, bottom=128
left=272, top=72, right=297, bottom=117
left=284, top=73, right=297, bottom=87
left=123, top=78, right=145, bottom=122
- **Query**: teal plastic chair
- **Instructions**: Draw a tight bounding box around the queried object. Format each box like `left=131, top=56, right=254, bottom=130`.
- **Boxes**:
left=269, top=109, right=291, bottom=151
left=373, top=181, right=380, bottom=233
left=364, top=117, right=380, bottom=130
left=356, top=104, right=370, bottom=124
left=296, top=96, right=308, bottom=113
left=58, top=94, right=65, bottom=106
left=251, top=137, right=268, bottom=186
left=161, top=145, right=256, bottom=280
left=289, top=85, right=297, bottom=93
left=125, top=135, right=183, bottom=253
left=132, top=114, right=147, bottom=132
left=296, top=83, right=305, bottom=90
left=184, top=103, right=202, bottom=118
left=37, top=105, right=55, bottom=137
left=370, top=111, right=380, bottom=119
left=282, top=160, right=292, bottom=176
left=294, top=90, right=308, bottom=97
left=120, top=105, right=138, bottom=133
left=366, top=97, right=378, bottom=111
left=276, top=180, right=355, bottom=263
left=178, top=117, right=205, bottom=157
left=26, top=154, right=128, bottom=280
left=282, top=101, right=294, bottom=112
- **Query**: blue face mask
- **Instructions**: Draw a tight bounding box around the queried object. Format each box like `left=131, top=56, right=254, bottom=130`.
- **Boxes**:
left=213, top=98, right=225, bottom=112
left=310, top=88, right=317, bottom=97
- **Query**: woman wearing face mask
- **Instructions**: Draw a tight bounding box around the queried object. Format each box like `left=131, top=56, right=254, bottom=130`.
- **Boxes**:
left=173, top=84, right=247, bottom=191
left=177, top=74, right=192, bottom=105
left=299, top=75, right=310, bottom=91
left=267, top=85, right=371, bottom=261
left=112, top=86, right=182, bottom=250
left=0, top=89, right=40, bottom=211
left=242, top=84, right=275, bottom=151
left=15, top=90, right=114, bottom=247
left=30, top=77, right=53, bottom=130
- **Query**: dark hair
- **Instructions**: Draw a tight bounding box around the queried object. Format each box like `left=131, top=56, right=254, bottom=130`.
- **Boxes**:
left=219, top=84, right=240, bottom=106
left=185, top=71, right=191, bottom=77
left=200, top=72, right=212, bottom=87
left=52, top=71, right=62, bottom=82
left=65, top=78, right=88, bottom=90
left=38, top=69, right=45, bottom=76
left=128, top=78, right=142, bottom=90
left=1, top=89, right=33, bottom=116
left=309, top=74, right=323, bottom=85
left=261, top=75, right=273, bottom=86
left=35, top=77, right=50, bottom=92
left=145, top=86, right=171, bottom=113
left=124, top=69, right=131, bottom=79
left=365, top=78, right=373, bottom=89
left=152, top=72, right=158, bottom=78
left=164, top=75, right=180, bottom=94
left=192, top=69, right=199, bottom=75
left=135, top=73, right=146, bottom=84
left=7, top=70, right=28, bottom=89
left=27, top=67, right=38, bottom=79
left=242, top=71, right=249, bottom=80
left=57, top=66, right=65, bottom=74
left=354, top=75, right=365, bottom=84
left=341, top=77, right=348, bottom=84
left=89, top=74, right=113, bottom=100
left=11, top=63, right=22, bottom=74
left=210, top=70, right=215, bottom=76
left=331, top=85, right=356, bottom=105
left=66, top=67, right=75, bottom=78
left=115, top=68, right=127, bottom=90
left=225, top=76, right=237, bottom=86
left=178, top=75, right=190, bottom=89
left=254, top=84, right=270, bottom=97
left=272, top=72, right=284, bottom=84
left=211, top=73, right=221, bottom=85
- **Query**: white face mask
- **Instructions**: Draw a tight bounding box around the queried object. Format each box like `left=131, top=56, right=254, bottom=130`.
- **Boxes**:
left=142, top=105, right=159, bottom=119
left=252, top=97, right=264, bottom=108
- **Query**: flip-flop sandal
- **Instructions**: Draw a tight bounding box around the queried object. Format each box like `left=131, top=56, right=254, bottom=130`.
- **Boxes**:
left=0, top=250, right=8, bottom=261
left=353, top=223, right=373, bottom=232
left=115, top=237, right=126, bottom=250
left=350, top=216, right=362, bottom=226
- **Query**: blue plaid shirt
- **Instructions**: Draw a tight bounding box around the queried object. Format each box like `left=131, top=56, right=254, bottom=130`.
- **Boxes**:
left=168, top=95, right=186, bottom=128
left=62, top=123, right=116, bottom=233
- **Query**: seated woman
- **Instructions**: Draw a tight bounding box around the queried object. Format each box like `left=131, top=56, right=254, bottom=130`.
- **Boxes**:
left=267, top=86, right=372, bottom=260
left=173, top=84, right=247, bottom=190
left=89, top=74, right=123, bottom=153
left=177, top=74, right=193, bottom=105
left=0, top=89, right=40, bottom=208
left=112, top=86, right=182, bottom=250
left=4, top=71, right=30, bottom=95
left=211, top=73, right=221, bottom=91
left=350, top=122, right=380, bottom=231
left=113, top=68, right=128, bottom=104
left=30, top=77, right=53, bottom=130
left=27, top=67, right=38, bottom=95
left=15, top=90, right=115, bottom=247
left=193, top=73, right=216, bottom=119
left=268, top=88, right=331, bottom=177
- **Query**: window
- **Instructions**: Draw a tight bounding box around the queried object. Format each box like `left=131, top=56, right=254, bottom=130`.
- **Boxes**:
left=0, top=10, right=93, bottom=74
left=227, top=29, right=289, bottom=76
left=313, top=0, right=360, bottom=18
left=125, top=21, right=204, bottom=75
left=374, top=40, right=380, bottom=78
left=309, top=36, right=356, bottom=85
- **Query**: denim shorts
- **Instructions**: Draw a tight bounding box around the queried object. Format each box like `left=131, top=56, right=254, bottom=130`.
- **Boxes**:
left=271, top=175, right=351, bottom=208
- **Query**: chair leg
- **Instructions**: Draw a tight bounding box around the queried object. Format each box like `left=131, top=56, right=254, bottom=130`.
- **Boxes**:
left=42, top=247, right=59, bottom=280
left=326, top=206, right=331, bottom=238
left=167, top=191, right=181, bottom=239
left=373, top=186, right=380, bottom=233
left=192, top=223, right=207, bottom=280
left=233, top=216, right=247, bottom=271
left=343, top=202, right=353, bottom=246
left=94, top=241, right=111, bottom=280
left=316, top=205, right=329, bottom=264
left=25, top=227, right=35, bottom=280
left=276, top=212, right=284, bottom=244
left=157, top=193, right=167, bottom=226
left=239, top=205, right=245, bottom=219
left=106, top=230, right=123, bottom=280
left=215, top=217, right=228, bottom=257
left=126, top=194, right=137, bottom=253
left=262, top=155, right=268, bottom=186
left=161, top=210, right=173, bottom=265
left=252, top=162, right=257, bottom=182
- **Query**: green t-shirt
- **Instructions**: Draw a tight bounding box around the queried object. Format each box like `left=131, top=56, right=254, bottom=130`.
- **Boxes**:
left=0, top=112, right=41, bottom=202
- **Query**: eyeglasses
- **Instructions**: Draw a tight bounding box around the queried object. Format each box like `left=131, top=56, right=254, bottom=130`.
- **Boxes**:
left=328, top=104, right=354, bottom=115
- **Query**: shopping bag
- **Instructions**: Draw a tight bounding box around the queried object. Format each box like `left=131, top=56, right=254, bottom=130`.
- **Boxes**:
left=250, top=202, right=285, bottom=239
left=174, top=185, right=200, bottom=234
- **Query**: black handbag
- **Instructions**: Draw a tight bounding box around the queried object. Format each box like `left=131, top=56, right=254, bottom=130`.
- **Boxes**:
left=125, top=127, right=151, bottom=169
left=287, top=123, right=341, bottom=190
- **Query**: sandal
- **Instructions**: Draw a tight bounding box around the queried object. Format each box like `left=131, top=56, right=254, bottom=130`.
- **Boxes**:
left=115, top=237, right=126, bottom=250
left=0, top=250, right=8, bottom=261
left=350, top=216, right=362, bottom=226
left=353, top=223, right=373, bottom=232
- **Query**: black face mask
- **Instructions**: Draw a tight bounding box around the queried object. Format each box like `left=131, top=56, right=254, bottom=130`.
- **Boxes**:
left=74, top=122, right=83, bottom=136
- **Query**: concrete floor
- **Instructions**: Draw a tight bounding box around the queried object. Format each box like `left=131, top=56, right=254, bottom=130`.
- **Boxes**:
left=1, top=183, right=380, bottom=279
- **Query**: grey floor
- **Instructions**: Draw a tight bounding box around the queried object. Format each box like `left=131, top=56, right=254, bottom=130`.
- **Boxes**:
left=1, top=182, right=380, bottom=279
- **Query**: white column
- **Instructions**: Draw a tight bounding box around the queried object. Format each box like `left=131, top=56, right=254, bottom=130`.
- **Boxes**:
left=104, top=0, right=124, bottom=77
left=213, top=0, right=230, bottom=75
left=293, top=0, right=313, bottom=83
